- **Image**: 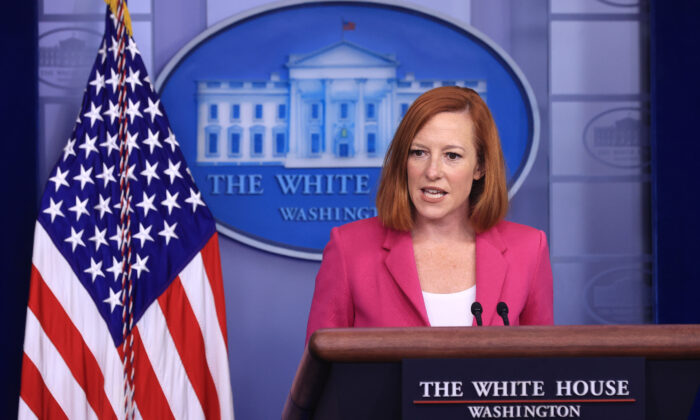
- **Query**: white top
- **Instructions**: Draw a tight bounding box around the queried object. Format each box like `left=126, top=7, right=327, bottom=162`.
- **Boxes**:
left=422, top=286, right=476, bottom=327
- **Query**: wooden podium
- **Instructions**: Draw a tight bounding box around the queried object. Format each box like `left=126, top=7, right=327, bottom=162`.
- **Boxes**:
left=283, top=325, right=700, bottom=419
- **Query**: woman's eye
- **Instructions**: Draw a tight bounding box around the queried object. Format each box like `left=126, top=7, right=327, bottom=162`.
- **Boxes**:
left=446, top=152, right=461, bottom=160
left=410, top=149, right=425, bottom=157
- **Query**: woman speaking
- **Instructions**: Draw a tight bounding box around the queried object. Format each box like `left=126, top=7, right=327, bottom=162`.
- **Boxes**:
left=306, top=86, right=553, bottom=343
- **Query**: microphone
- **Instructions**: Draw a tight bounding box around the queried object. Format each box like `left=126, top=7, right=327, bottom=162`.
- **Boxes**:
left=470, top=302, right=483, bottom=326
left=497, top=302, right=510, bottom=326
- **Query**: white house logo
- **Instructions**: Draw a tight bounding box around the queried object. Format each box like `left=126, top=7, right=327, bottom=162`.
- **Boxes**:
left=585, top=266, right=652, bottom=324
left=596, top=0, right=639, bottom=7
left=583, top=107, right=650, bottom=169
left=39, top=28, right=102, bottom=89
left=157, top=1, right=539, bottom=259
left=196, top=41, right=486, bottom=169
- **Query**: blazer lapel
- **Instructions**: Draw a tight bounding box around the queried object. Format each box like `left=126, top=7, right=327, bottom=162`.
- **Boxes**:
left=475, top=226, right=508, bottom=326
left=382, top=228, right=430, bottom=325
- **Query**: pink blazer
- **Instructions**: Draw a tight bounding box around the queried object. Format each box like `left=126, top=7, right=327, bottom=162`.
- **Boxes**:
left=306, top=217, right=553, bottom=343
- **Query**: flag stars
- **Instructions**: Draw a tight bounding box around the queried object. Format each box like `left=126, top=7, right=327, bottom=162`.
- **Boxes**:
left=106, top=256, right=123, bottom=281
left=49, top=167, right=70, bottom=192
left=131, top=254, right=150, bottom=279
left=109, top=13, right=119, bottom=31
left=79, top=133, right=99, bottom=158
left=126, top=37, right=140, bottom=59
left=43, top=198, right=64, bottom=222
left=68, top=196, right=90, bottom=221
left=136, top=192, right=157, bottom=217
left=100, top=131, right=120, bottom=156
left=125, top=98, right=142, bottom=123
left=38, top=14, right=224, bottom=336
left=83, top=257, right=104, bottom=282
left=159, top=221, right=178, bottom=245
left=110, top=225, right=125, bottom=249
left=94, top=194, right=113, bottom=219
left=63, top=138, right=76, bottom=161
left=125, top=131, right=140, bottom=153
left=143, top=75, right=155, bottom=93
left=161, top=190, right=181, bottom=215
left=125, top=67, right=143, bottom=92
left=133, top=223, right=154, bottom=247
left=88, top=226, right=109, bottom=251
left=89, top=70, right=105, bottom=95
left=105, top=69, right=120, bottom=93
left=142, top=128, right=162, bottom=153
left=83, top=102, right=103, bottom=128
left=143, top=98, right=163, bottom=123
left=97, top=39, right=107, bottom=64
left=164, top=159, right=183, bottom=184
left=103, top=100, right=120, bottom=125
left=96, top=163, right=116, bottom=188
left=164, top=128, right=179, bottom=152
left=103, top=287, right=123, bottom=313
left=64, top=227, right=86, bottom=252
left=140, top=160, right=160, bottom=186
left=126, top=163, right=138, bottom=182
left=73, top=164, right=95, bottom=190
left=108, top=36, right=120, bottom=61
left=185, top=188, right=205, bottom=213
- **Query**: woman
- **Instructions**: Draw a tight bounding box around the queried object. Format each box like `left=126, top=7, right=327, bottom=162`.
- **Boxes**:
left=306, top=86, right=553, bottom=344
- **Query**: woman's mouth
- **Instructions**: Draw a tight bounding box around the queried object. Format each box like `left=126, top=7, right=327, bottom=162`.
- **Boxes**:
left=421, top=187, right=447, bottom=199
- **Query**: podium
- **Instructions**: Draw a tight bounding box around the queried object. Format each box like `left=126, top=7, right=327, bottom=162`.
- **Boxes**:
left=283, top=325, right=700, bottom=419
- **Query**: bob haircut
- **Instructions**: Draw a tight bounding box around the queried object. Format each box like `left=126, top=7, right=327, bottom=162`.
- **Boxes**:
left=376, top=86, right=508, bottom=233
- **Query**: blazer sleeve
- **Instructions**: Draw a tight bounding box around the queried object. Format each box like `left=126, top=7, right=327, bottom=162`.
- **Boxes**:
left=305, top=227, right=354, bottom=345
left=519, top=229, right=554, bottom=325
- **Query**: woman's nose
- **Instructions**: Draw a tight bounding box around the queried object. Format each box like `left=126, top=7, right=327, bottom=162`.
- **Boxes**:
left=425, top=157, right=442, bottom=180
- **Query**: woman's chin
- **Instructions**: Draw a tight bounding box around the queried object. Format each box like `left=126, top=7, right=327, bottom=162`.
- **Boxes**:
left=414, top=209, right=452, bottom=224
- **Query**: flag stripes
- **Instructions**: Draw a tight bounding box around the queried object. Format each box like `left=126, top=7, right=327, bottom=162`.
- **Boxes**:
left=179, top=244, right=234, bottom=420
left=158, top=278, right=221, bottom=419
left=26, top=267, right=119, bottom=420
left=29, top=222, right=126, bottom=419
left=18, top=397, right=42, bottom=420
left=136, top=294, right=205, bottom=419
left=23, top=310, right=99, bottom=420
left=200, top=233, right=230, bottom=349
left=22, top=223, right=231, bottom=419
left=124, top=328, right=175, bottom=420
left=20, top=354, right=68, bottom=420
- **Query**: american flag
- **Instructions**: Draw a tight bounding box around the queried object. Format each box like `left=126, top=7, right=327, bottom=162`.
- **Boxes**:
left=19, top=3, right=234, bottom=419
left=342, top=20, right=356, bottom=31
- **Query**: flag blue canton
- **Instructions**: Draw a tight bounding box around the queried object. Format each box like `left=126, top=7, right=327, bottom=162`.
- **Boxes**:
left=38, top=10, right=216, bottom=347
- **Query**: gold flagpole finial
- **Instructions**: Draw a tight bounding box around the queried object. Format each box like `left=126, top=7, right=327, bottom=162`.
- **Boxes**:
left=104, top=0, right=133, bottom=37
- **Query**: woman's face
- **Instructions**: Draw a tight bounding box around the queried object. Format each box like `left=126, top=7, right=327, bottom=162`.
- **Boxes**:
left=406, top=111, right=482, bottom=227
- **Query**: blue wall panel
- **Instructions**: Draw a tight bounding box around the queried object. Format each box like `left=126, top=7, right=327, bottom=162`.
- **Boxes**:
left=651, top=0, right=700, bottom=323
left=0, top=2, right=36, bottom=418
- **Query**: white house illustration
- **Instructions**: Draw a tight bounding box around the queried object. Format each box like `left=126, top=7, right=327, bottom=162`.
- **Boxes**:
left=196, top=41, right=487, bottom=167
